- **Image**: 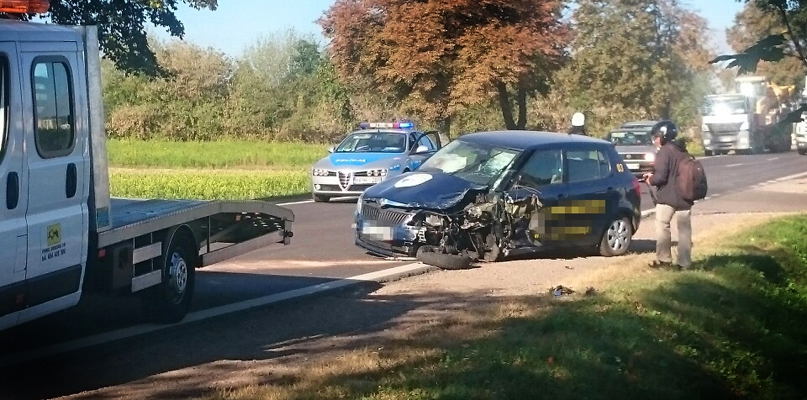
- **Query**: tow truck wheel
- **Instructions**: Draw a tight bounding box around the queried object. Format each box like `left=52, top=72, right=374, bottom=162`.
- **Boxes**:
left=599, top=216, right=633, bottom=257
left=143, top=227, right=197, bottom=324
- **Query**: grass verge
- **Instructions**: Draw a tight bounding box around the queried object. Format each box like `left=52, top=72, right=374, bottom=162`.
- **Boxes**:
left=200, top=213, right=807, bottom=400
left=107, top=138, right=329, bottom=169
left=110, top=168, right=310, bottom=200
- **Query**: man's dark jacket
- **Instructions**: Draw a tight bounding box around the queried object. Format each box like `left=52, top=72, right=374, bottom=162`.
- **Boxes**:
left=568, top=125, right=588, bottom=136
left=648, top=139, right=693, bottom=210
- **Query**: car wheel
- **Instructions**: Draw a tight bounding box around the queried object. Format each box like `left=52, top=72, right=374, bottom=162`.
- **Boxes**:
left=798, top=149, right=806, bottom=156
left=416, top=245, right=473, bottom=270
left=704, top=150, right=713, bottom=156
left=599, top=216, right=633, bottom=257
left=312, top=194, right=330, bottom=202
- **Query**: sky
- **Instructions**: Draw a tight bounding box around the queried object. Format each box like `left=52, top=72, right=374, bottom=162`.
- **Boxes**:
left=150, top=0, right=747, bottom=59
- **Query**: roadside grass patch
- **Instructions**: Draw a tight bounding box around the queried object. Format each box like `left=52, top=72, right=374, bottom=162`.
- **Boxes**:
left=200, top=213, right=807, bottom=400
left=110, top=168, right=310, bottom=200
left=107, top=138, right=329, bottom=169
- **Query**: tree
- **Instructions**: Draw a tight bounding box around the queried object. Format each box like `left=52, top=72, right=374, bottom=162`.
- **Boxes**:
left=711, top=0, right=807, bottom=125
left=553, top=0, right=715, bottom=133
left=2, top=0, right=219, bottom=76
left=725, top=1, right=807, bottom=87
left=318, top=0, right=570, bottom=136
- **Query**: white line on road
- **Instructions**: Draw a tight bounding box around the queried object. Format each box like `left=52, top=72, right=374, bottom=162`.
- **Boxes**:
left=725, top=163, right=743, bottom=168
left=767, top=157, right=780, bottom=161
left=277, top=199, right=314, bottom=206
left=0, top=263, right=435, bottom=368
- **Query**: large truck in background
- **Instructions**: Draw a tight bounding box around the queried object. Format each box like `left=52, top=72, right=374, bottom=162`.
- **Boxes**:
left=796, top=76, right=807, bottom=155
left=0, top=3, right=295, bottom=332
left=700, top=75, right=795, bottom=155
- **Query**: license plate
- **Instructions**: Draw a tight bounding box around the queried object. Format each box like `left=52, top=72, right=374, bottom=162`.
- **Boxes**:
left=626, top=163, right=639, bottom=170
left=361, top=225, right=393, bottom=240
left=354, top=176, right=382, bottom=184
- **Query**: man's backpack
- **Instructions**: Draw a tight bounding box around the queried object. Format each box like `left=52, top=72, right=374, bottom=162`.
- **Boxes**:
left=676, top=154, right=708, bottom=202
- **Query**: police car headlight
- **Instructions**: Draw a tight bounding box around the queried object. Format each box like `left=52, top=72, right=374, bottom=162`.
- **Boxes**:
left=312, top=168, right=328, bottom=176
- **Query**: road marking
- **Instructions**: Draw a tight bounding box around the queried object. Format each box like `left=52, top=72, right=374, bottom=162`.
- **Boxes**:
left=278, top=199, right=314, bottom=206
left=725, top=163, right=743, bottom=168
left=773, top=171, right=807, bottom=182
left=0, top=263, right=436, bottom=368
left=767, top=157, right=780, bottom=161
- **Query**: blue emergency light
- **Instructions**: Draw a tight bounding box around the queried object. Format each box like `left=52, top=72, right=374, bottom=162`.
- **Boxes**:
left=358, top=120, right=415, bottom=129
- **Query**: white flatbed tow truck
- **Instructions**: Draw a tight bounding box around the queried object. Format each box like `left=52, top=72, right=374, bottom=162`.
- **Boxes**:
left=0, top=3, right=295, bottom=332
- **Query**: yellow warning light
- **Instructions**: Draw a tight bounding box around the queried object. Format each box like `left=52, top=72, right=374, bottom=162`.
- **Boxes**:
left=0, top=0, right=50, bottom=15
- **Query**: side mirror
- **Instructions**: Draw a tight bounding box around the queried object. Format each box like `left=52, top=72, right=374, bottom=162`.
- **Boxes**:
left=327, top=145, right=335, bottom=153
left=414, top=145, right=429, bottom=154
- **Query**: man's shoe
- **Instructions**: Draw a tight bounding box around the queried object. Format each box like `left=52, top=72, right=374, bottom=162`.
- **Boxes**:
left=649, top=261, right=680, bottom=270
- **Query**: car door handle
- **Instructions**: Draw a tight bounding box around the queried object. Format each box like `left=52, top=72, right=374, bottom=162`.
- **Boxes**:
left=66, top=163, right=77, bottom=199
left=6, top=171, right=19, bottom=210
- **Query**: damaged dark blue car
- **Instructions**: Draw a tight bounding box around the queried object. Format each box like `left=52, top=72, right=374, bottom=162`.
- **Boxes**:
left=354, top=130, right=643, bottom=269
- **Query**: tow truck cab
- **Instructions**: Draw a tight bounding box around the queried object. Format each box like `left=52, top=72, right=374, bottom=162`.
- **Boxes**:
left=0, top=9, right=294, bottom=331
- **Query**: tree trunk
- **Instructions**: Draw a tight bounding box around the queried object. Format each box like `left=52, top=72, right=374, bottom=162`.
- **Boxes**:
left=496, top=81, right=517, bottom=130
left=437, top=115, right=452, bottom=141
left=516, top=82, right=528, bottom=130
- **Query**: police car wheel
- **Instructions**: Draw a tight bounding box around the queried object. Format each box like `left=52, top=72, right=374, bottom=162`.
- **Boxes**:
left=312, top=194, right=330, bottom=202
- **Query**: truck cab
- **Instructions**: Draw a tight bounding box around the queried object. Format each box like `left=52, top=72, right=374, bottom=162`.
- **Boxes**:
left=1, top=10, right=294, bottom=332
left=700, top=94, right=756, bottom=155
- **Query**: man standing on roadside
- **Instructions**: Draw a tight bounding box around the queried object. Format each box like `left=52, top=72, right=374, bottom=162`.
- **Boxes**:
left=642, top=120, right=693, bottom=270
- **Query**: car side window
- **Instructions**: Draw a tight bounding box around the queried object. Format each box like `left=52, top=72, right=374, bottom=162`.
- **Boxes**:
left=32, top=59, right=75, bottom=159
left=516, top=149, right=564, bottom=187
left=408, top=133, right=418, bottom=150
left=567, top=148, right=611, bottom=183
left=418, top=135, right=435, bottom=151
left=0, top=54, right=8, bottom=164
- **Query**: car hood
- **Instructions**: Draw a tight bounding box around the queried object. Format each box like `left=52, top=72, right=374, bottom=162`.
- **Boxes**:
left=316, top=152, right=404, bottom=170
left=615, top=145, right=657, bottom=155
left=361, top=171, right=489, bottom=210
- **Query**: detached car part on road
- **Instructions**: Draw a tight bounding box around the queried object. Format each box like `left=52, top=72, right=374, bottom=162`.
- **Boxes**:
left=354, top=131, right=643, bottom=269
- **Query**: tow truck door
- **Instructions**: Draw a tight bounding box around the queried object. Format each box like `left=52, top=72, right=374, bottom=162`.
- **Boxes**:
left=0, top=42, right=28, bottom=329
left=18, top=42, right=90, bottom=322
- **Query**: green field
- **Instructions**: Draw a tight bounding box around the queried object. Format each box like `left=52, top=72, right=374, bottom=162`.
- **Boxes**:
left=107, top=139, right=329, bottom=169
left=108, top=139, right=326, bottom=200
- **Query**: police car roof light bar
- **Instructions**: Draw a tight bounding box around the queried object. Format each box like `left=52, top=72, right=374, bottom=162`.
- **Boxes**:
left=358, top=120, right=415, bottom=130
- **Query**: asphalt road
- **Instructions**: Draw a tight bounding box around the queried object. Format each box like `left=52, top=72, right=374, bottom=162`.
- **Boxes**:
left=0, top=151, right=805, bottom=358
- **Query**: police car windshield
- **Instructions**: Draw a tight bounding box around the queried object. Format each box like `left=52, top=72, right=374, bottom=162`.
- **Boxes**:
left=417, top=139, right=520, bottom=186
left=335, top=132, right=407, bottom=153
left=608, top=131, right=653, bottom=146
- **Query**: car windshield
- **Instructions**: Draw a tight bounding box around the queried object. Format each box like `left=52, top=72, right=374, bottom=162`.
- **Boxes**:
left=416, top=139, right=521, bottom=186
left=608, top=131, right=653, bottom=146
left=702, top=98, right=749, bottom=116
left=335, top=131, right=407, bottom=153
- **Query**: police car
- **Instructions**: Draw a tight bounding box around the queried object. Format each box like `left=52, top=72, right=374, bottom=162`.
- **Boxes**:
left=311, top=121, right=442, bottom=202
